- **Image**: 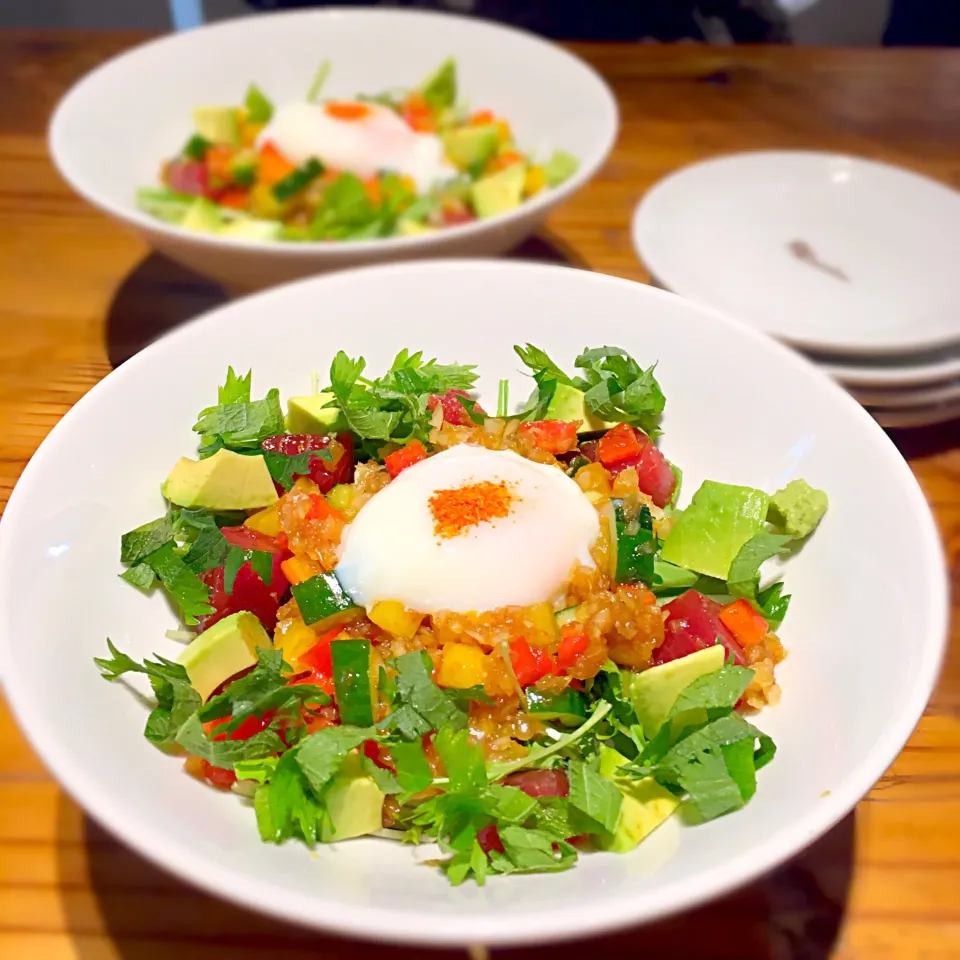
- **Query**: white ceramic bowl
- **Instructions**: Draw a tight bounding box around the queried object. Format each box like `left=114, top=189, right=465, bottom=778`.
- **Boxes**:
left=0, top=262, right=947, bottom=947
left=49, top=9, right=618, bottom=293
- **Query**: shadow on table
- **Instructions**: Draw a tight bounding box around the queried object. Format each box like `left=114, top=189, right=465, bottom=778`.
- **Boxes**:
left=102, top=232, right=584, bottom=369
left=59, top=797, right=856, bottom=960
left=886, top=422, right=960, bottom=460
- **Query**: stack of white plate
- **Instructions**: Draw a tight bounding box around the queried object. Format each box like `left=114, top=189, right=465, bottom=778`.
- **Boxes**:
left=631, top=151, right=960, bottom=428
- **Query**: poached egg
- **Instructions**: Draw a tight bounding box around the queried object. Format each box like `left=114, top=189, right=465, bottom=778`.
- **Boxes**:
left=258, top=100, right=457, bottom=193
left=335, top=445, right=599, bottom=614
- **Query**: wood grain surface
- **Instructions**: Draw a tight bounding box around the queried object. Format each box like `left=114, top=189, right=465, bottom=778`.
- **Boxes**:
left=1, top=33, right=958, bottom=960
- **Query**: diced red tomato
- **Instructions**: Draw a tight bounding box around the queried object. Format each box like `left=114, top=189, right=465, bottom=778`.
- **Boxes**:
left=219, top=525, right=283, bottom=553
left=719, top=599, right=769, bottom=648
left=467, top=109, right=495, bottom=126
left=198, top=551, right=290, bottom=632
left=503, top=768, right=570, bottom=798
left=165, top=158, right=211, bottom=197
left=258, top=141, right=297, bottom=186
left=363, top=739, right=395, bottom=771
left=260, top=433, right=355, bottom=493
left=477, top=823, right=505, bottom=854
left=426, top=389, right=485, bottom=426
left=384, top=440, right=427, bottom=479
left=654, top=590, right=746, bottom=666
left=518, top=419, right=580, bottom=455
left=598, top=422, right=645, bottom=468
left=205, top=711, right=274, bottom=742
left=557, top=625, right=589, bottom=670
left=509, top=638, right=556, bottom=687
left=439, top=206, right=477, bottom=227
left=201, top=761, right=237, bottom=789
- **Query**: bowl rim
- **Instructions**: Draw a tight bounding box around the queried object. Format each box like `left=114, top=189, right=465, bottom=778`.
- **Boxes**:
left=0, top=260, right=948, bottom=946
left=48, top=7, right=619, bottom=257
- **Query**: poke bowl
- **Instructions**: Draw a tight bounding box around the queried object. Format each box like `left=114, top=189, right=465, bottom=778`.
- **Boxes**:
left=48, top=9, right=618, bottom=293
left=0, top=261, right=946, bottom=946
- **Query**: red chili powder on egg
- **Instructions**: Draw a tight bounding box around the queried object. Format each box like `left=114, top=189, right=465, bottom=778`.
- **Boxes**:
left=429, top=481, right=516, bottom=539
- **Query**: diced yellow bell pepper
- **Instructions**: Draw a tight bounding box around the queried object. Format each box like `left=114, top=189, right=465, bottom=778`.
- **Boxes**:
left=250, top=182, right=290, bottom=220
left=437, top=643, right=487, bottom=689
left=495, top=119, right=512, bottom=145
left=244, top=502, right=281, bottom=537
left=528, top=601, right=558, bottom=644
left=240, top=119, right=265, bottom=148
left=368, top=600, right=423, bottom=640
left=281, top=554, right=324, bottom=585
left=277, top=619, right=321, bottom=662
left=291, top=476, right=320, bottom=496
left=524, top=165, right=546, bottom=197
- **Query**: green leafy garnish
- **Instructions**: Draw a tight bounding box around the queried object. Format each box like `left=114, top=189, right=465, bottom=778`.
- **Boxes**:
left=244, top=83, right=274, bottom=124
left=194, top=369, right=284, bottom=455
left=382, top=651, right=469, bottom=740
left=120, top=516, right=174, bottom=566
left=306, top=60, right=331, bottom=103
left=144, top=541, right=213, bottom=624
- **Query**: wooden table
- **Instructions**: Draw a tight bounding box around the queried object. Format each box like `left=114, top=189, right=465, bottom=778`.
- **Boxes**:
left=1, top=33, right=958, bottom=960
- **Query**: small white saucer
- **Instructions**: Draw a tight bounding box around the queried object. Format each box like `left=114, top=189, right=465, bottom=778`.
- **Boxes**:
left=814, top=348, right=960, bottom=389
left=869, top=398, right=960, bottom=429
left=850, top=377, right=960, bottom=410
left=633, top=152, right=960, bottom=356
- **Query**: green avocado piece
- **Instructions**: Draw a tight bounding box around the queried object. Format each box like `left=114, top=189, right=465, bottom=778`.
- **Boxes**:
left=443, top=125, right=499, bottom=170
left=320, top=751, right=386, bottom=842
left=544, top=383, right=617, bottom=434
left=219, top=218, right=283, bottom=243
left=470, top=162, right=527, bottom=219
left=178, top=611, right=270, bottom=701
left=541, top=150, right=579, bottom=187
left=396, top=219, right=439, bottom=238
left=597, top=746, right=679, bottom=853
left=284, top=392, right=345, bottom=434
left=419, top=58, right=457, bottom=111
left=162, top=448, right=278, bottom=511
left=181, top=197, right=223, bottom=234
left=192, top=105, right=240, bottom=146
left=768, top=479, right=828, bottom=539
left=627, top=645, right=726, bottom=738
left=659, top=481, right=770, bottom=580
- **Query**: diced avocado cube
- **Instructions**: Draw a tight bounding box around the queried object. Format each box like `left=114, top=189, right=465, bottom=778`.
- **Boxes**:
left=219, top=218, right=283, bottom=243
left=291, top=572, right=359, bottom=628
left=659, top=481, right=770, bottom=580
left=162, top=449, right=278, bottom=511
left=420, top=58, right=457, bottom=111
left=192, top=105, right=240, bottom=146
left=598, top=747, right=679, bottom=853
left=470, top=162, right=527, bottom=219
left=544, top=383, right=617, bottom=434
left=181, top=197, right=223, bottom=234
left=541, top=150, right=579, bottom=187
left=442, top=125, right=499, bottom=171
left=319, top=751, right=386, bottom=842
left=178, top=611, right=271, bottom=701
left=284, top=392, right=345, bottom=433
left=397, top=219, right=438, bottom=238
left=768, top=479, right=828, bottom=539
left=626, top=645, right=726, bottom=738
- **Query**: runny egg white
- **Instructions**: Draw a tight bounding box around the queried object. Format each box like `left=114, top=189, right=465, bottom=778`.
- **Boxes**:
left=258, top=101, right=457, bottom=193
left=335, top=445, right=600, bottom=614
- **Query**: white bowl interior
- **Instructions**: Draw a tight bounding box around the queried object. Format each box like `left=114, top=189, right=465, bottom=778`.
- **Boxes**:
left=50, top=9, right=616, bottom=247
left=0, top=262, right=946, bottom=946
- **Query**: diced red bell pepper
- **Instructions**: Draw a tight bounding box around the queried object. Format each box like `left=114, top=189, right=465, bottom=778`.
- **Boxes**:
left=400, top=92, right=437, bottom=133
left=654, top=590, right=746, bottom=666
left=426, top=389, right=485, bottom=426
left=503, top=769, right=570, bottom=798
left=258, top=141, right=297, bottom=185
left=219, top=525, right=283, bottom=553
left=289, top=669, right=335, bottom=697
left=557, top=624, right=589, bottom=670
left=198, top=551, right=290, bottom=633
left=216, top=187, right=249, bottom=210
left=307, top=494, right=343, bottom=522
left=363, top=739, right=395, bottom=771
left=297, top=625, right=342, bottom=679
left=439, top=207, right=477, bottom=227
left=509, top=638, right=556, bottom=687
left=384, top=440, right=427, bottom=479
left=205, top=144, right=236, bottom=185
left=202, top=761, right=237, bottom=789
left=205, top=711, right=274, bottom=743
left=597, top=422, right=645, bottom=468
left=719, top=599, right=769, bottom=648
left=518, top=419, right=580, bottom=454
left=165, top=158, right=211, bottom=197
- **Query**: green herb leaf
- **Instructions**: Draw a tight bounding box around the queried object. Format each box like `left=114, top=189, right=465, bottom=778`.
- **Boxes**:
left=120, top=516, right=173, bottom=566
left=179, top=511, right=230, bottom=574
left=244, top=83, right=274, bottom=124
left=295, top=725, right=376, bottom=794
left=144, top=541, right=213, bottom=624
left=382, top=651, right=468, bottom=740
left=253, top=749, right=325, bottom=844
left=726, top=531, right=793, bottom=599
left=120, top=562, right=157, bottom=591
left=262, top=450, right=324, bottom=492
left=306, top=59, right=331, bottom=103
left=390, top=738, right=434, bottom=794
left=219, top=367, right=252, bottom=405
left=176, top=713, right=285, bottom=768
left=567, top=757, right=622, bottom=834
left=492, top=828, right=577, bottom=876
left=757, top=581, right=791, bottom=628
left=434, top=726, right=487, bottom=793
left=273, top=158, right=325, bottom=202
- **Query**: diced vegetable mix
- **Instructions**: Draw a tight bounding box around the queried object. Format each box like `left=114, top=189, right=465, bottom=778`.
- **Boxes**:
left=139, top=59, right=579, bottom=242
left=97, top=344, right=827, bottom=883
